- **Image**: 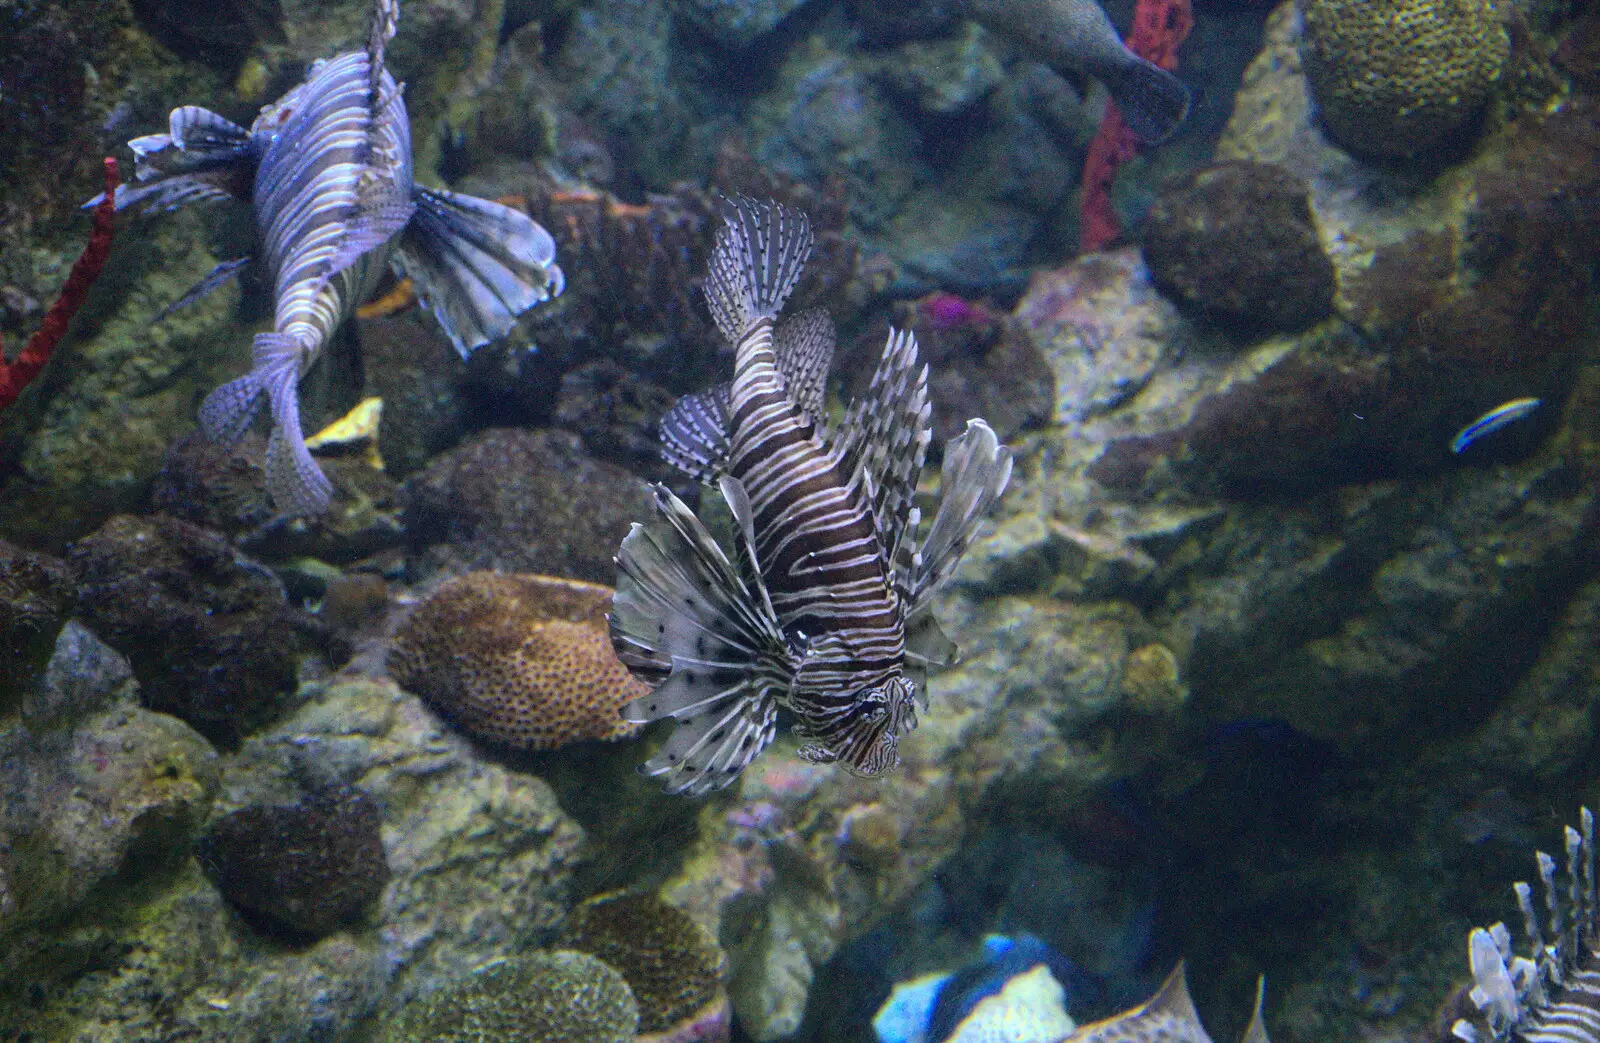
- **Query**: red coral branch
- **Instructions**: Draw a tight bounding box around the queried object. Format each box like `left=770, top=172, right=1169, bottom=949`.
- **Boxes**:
left=0, top=157, right=119, bottom=416
left=1079, top=0, right=1194, bottom=254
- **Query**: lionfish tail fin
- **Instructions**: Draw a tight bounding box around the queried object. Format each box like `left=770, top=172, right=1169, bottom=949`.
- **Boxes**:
left=705, top=196, right=813, bottom=344
left=93, top=106, right=256, bottom=215
left=659, top=383, right=732, bottom=482
left=1453, top=807, right=1597, bottom=1042
left=611, top=483, right=790, bottom=796
left=911, top=419, right=1012, bottom=608
left=394, top=187, right=564, bottom=358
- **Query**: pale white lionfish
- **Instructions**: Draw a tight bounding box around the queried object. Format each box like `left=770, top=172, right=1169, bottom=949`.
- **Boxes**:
left=1452, top=807, right=1600, bottom=1042
left=93, top=0, right=564, bottom=516
left=609, top=197, right=1013, bottom=796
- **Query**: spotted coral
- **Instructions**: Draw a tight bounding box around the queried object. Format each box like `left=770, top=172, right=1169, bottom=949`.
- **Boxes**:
left=388, top=571, right=649, bottom=752
left=1298, top=0, right=1509, bottom=159
left=382, top=950, right=639, bottom=1043
left=557, top=892, right=730, bottom=1043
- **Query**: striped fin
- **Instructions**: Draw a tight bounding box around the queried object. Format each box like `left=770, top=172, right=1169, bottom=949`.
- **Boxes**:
left=153, top=256, right=252, bottom=323
left=393, top=188, right=565, bottom=357
left=837, top=327, right=931, bottom=566
left=367, top=0, right=400, bottom=103
left=704, top=196, right=812, bottom=345
left=908, top=419, right=1012, bottom=610
left=93, top=106, right=256, bottom=215
left=660, top=384, right=731, bottom=483
left=1453, top=807, right=1600, bottom=1042
left=773, top=307, right=835, bottom=419
left=611, top=483, right=792, bottom=796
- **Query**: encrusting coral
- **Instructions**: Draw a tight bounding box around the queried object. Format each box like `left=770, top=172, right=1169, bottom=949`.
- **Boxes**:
left=387, top=571, right=649, bottom=752
left=382, top=950, right=640, bottom=1043
left=556, top=891, right=730, bottom=1043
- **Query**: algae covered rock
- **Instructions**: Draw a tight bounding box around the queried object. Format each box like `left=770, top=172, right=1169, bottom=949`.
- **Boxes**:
left=68, top=513, right=308, bottom=743
left=197, top=785, right=390, bottom=938
left=1141, top=161, right=1335, bottom=335
left=384, top=950, right=639, bottom=1042
left=0, top=538, right=72, bottom=705
left=1298, top=0, right=1509, bottom=159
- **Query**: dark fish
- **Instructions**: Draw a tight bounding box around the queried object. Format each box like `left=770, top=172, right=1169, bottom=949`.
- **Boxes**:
left=93, top=0, right=564, bottom=516
left=958, top=0, right=1192, bottom=143
left=609, top=197, right=1012, bottom=796
left=1450, top=807, right=1600, bottom=1042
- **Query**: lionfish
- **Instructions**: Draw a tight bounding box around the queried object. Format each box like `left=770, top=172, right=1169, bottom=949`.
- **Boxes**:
left=93, top=0, right=564, bottom=515
left=609, top=197, right=1012, bottom=796
left=1451, top=807, right=1600, bottom=1042
left=1060, top=963, right=1270, bottom=1043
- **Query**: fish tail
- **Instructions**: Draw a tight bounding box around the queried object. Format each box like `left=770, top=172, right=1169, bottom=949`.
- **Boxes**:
left=1106, top=56, right=1191, bottom=144
left=705, top=196, right=814, bottom=344
left=610, top=482, right=790, bottom=795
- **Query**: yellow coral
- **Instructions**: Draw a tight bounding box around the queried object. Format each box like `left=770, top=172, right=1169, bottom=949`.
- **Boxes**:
left=387, top=571, right=649, bottom=751
left=1298, top=0, right=1509, bottom=158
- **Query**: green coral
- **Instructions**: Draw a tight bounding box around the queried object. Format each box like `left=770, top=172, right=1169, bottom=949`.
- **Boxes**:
left=1298, top=0, right=1510, bottom=159
left=557, top=892, right=726, bottom=1036
left=383, top=951, right=639, bottom=1043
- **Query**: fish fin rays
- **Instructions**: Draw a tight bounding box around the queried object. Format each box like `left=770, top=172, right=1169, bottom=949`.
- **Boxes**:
left=1241, top=977, right=1271, bottom=1043
left=773, top=307, right=835, bottom=419
left=321, top=197, right=416, bottom=287
left=660, top=384, right=732, bottom=483
left=837, top=326, right=932, bottom=562
left=910, top=419, right=1011, bottom=610
left=705, top=196, right=813, bottom=343
left=903, top=604, right=956, bottom=696
left=153, top=256, right=253, bottom=324
left=92, top=106, right=256, bottom=216
left=611, top=483, right=791, bottom=795
left=393, top=187, right=565, bottom=357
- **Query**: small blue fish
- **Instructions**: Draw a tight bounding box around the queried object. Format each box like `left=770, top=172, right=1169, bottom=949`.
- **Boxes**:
left=93, top=0, right=564, bottom=515
left=1450, top=397, right=1542, bottom=455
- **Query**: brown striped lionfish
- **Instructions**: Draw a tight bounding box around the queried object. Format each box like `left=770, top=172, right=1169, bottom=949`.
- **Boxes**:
left=609, top=197, right=1012, bottom=796
left=1451, top=807, right=1600, bottom=1042
left=92, top=0, right=564, bottom=516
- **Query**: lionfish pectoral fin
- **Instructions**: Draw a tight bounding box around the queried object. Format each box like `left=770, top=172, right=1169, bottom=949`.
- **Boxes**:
left=911, top=418, right=1012, bottom=608
left=153, top=256, right=252, bottom=324
left=91, top=106, right=256, bottom=215
left=704, top=196, right=814, bottom=344
left=660, top=383, right=732, bottom=482
left=772, top=307, right=836, bottom=419
left=393, top=187, right=564, bottom=358
left=717, top=475, right=780, bottom=622
left=611, top=483, right=792, bottom=795
left=1240, top=977, right=1271, bottom=1043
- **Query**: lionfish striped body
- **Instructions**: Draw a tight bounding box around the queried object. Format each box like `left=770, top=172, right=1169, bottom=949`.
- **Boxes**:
left=97, top=0, right=564, bottom=515
left=1453, top=808, right=1600, bottom=1042
left=610, top=198, right=1012, bottom=796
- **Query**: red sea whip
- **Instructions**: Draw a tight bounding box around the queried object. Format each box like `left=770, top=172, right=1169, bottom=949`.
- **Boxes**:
left=0, top=157, right=119, bottom=416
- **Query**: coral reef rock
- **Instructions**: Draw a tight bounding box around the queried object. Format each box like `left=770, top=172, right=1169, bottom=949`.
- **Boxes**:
left=1141, top=161, right=1336, bottom=335
left=0, top=537, right=72, bottom=705
left=68, top=513, right=313, bottom=744
left=402, top=427, right=652, bottom=584
left=388, top=570, right=649, bottom=752
left=196, top=785, right=390, bottom=938
left=670, top=0, right=816, bottom=48
left=382, top=949, right=639, bottom=1042
left=1297, top=0, right=1509, bottom=159
left=558, top=892, right=731, bottom=1043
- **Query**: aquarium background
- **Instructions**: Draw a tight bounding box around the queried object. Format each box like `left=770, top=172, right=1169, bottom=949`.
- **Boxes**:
left=0, top=0, right=1598, bottom=1039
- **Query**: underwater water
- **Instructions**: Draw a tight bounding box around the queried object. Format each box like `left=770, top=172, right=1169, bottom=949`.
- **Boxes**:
left=1, top=0, right=1598, bottom=1039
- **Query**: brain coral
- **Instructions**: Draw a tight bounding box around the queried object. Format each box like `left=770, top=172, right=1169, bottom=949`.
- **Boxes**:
left=1298, top=0, right=1509, bottom=159
left=558, top=892, right=730, bottom=1042
left=384, top=950, right=639, bottom=1042
left=388, top=571, right=649, bottom=751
